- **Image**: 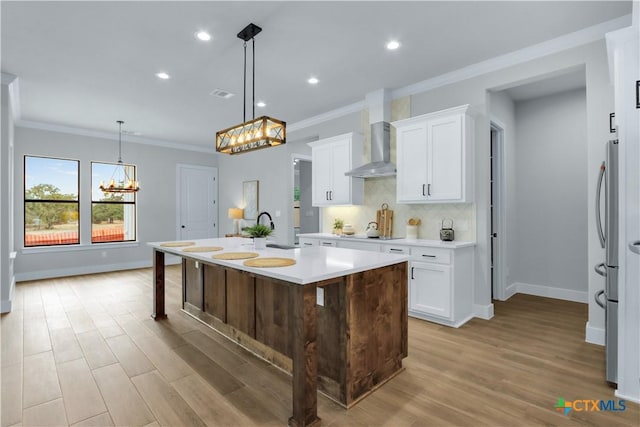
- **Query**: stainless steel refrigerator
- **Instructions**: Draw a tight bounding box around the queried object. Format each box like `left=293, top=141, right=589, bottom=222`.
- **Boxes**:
left=594, top=139, right=618, bottom=386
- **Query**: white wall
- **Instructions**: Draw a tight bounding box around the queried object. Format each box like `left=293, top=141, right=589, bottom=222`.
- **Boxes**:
left=512, top=88, right=588, bottom=298
left=1, top=75, right=17, bottom=312
left=14, top=126, right=217, bottom=281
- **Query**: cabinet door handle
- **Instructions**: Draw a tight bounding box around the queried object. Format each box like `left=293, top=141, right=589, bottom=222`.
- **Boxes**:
left=303, top=243, right=313, bottom=246
left=411, top=267, right=415, bottom=280
left=325, top=191, right=329, bottom=200
left=329, top=190, right=333, bottom=200
left=422, top=254, right=436, bottom=258
left=422, top=184, right=426, bottom=196
left=427, top=184, right=431, bottom=196
left=389, top=248, right=404, bottom=252
left=322, top=242, right=333, bottom=246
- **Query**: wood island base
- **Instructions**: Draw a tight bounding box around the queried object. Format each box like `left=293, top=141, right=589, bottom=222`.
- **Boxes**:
left=152, top=247, right=408, bottom=425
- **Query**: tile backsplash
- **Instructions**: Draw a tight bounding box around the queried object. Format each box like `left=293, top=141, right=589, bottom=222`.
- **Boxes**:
left=321, top=177, right=476, bottom=241
left=319, top=96, right=477, bottom=242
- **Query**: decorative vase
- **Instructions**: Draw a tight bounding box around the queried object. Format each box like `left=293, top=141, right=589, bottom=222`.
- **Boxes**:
left=333, top=228, right=342, bottom=235
left=254, top=237, right=267, bottom=249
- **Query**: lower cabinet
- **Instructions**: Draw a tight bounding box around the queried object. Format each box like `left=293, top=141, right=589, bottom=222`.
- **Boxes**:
left=298, top=236, right=475, bottom=327
left=409, top=261, right=451, bottom=319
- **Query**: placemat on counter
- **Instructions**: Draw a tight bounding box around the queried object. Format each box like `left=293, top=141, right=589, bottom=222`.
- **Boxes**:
left=212, top=252, right=259, bottom=260
left=243, top=257, right=296, bottom=268
left=160, top=241, right=196, bottom=247
left=182, top=246, right=223, bottom=252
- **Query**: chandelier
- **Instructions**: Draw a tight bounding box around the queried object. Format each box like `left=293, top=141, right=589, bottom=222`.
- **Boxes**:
left=216, top=23, right=286, bottom=155
left=99, top=120, right=140, bottom=193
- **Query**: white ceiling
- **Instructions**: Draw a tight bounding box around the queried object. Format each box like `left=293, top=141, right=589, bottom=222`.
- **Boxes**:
left=1, top=1, right=631, bottom=147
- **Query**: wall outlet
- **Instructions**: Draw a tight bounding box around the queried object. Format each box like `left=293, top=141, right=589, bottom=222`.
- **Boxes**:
left=275, top=210, right=281, bottom=217
left=316, top=287, right=324, bottom=306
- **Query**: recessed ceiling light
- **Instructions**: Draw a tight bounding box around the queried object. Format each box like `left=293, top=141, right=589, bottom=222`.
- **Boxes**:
left=308, top=77, right=319, bottom=85
left=156, top=72, right=170, bottom=80
left=256, top=101, right=266, bottom=107
left=196, top=31, right=211, bottom=41
left=386, top=41, right=400, bottom=50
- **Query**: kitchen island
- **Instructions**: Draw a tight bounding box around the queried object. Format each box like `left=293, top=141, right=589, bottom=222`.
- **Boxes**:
left=149, top=237, right=409, bottom=427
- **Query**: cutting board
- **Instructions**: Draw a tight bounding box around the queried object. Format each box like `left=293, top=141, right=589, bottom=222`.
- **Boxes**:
left=376, top=203, right=393, bottom=238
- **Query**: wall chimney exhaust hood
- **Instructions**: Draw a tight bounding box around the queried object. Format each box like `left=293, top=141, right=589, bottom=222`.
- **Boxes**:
left=345, top=89, right=396, bottom=178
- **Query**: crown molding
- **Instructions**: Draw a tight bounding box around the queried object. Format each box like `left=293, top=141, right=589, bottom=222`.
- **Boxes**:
left=15, top=119, right=214, bottom=154
left=289, top=14, right=631, bottom=133
left=1, top=73, right=21, bottom=121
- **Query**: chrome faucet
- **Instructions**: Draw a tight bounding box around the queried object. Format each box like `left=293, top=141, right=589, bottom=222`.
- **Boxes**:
left=256, top=211, right=275, bottom=230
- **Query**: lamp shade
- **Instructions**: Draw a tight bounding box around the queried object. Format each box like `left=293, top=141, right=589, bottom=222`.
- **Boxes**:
left=228, top=208, right=244, bottom=219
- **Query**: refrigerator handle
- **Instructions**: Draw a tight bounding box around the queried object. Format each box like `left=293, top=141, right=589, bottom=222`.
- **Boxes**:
left=594, top=262, right=607, bottom=277
left=594, top=289, right=606, bottom=309
left=630, top=241, right=640, bottom=255
left=595, top=162, right=606, bottom=249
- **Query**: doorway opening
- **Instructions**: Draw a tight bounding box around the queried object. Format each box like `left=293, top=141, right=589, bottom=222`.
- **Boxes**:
left=291, top=154, right=318, bottom=245
left=490, top=121, right=506, bottom=301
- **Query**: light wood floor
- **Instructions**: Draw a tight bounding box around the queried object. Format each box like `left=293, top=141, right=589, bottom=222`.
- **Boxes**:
left=1, top=266, right=638, bottom=427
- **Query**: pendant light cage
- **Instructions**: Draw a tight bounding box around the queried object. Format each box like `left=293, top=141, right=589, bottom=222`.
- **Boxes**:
left=99, top=120, right=140, bottom=193
left=215, top=23, right=286, bottom=155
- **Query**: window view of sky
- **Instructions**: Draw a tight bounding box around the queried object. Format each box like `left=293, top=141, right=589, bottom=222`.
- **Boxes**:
left=25, top=157, right=78, bottom=196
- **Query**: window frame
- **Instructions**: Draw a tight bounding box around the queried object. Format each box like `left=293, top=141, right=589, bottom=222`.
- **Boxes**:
left=24, top=155, right=80, bottom=247
left=90, top=161, right=138, bottom=244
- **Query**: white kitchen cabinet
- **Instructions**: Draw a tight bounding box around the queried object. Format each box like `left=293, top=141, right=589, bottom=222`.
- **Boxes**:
left=408, top=245, right=474, bottom=327
left=393, top=105, right=474, bottom=203
left=308, top=133, right=364, bottom=206
left=410, top=261, right=451, bottom=319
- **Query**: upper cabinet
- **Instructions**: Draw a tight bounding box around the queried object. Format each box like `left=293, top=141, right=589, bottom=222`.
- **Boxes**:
left=393, top=105, right=474, bottom=203
left=308, top=133, right=364, bottom=206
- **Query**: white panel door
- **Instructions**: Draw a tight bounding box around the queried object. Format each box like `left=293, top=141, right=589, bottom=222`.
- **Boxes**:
left=427, top=114, right=463, bottom=201
left=329, top=138, right=352, bottom=204
left=177, top=165, right=217, bottom=240
left=311, top=144, right=332, bottom=206
left=409, top=261, right=452, bottom=319
left=396, top=122, right=428, bottom=203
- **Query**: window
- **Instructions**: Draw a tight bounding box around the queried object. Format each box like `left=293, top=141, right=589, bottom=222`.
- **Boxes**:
left=24, top=156, right=80, bottom=247
left=91, top=162, right=137, bottom=243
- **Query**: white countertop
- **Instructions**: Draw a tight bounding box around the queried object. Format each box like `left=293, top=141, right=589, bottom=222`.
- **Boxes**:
left=298, top=233, right=476, bottom=249
left=149, top=237, right=410, bottom=285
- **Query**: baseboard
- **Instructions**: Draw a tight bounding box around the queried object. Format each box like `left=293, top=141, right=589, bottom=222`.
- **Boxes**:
left=473, top=303, right=494, bottom=320
left=615, top=389, right=640, bottom=405
left=504, top=283, right=518, bottom=300
left=512, top=282, right=588, bottom=303
left=15, top=258, right=181, bottom=282
left=585, top=321, right=605, bottom=346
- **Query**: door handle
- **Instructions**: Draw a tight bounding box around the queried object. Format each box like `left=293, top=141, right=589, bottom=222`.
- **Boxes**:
left=629, top=240, right=640, bottom=255
left=181, top=225, right=186, bottom=229
left=422, top=184, right=426, bottom=196
left=411, top=267, right=415, bottom=280
left=427, top=184, right=431, bottom=196
left=329, top=191, right=332, bottom=200
left=594, top=262, right=607, bottom=277
left=594, top=289, right=606, bottom=309
left=325, top=191, right=328, bottom=201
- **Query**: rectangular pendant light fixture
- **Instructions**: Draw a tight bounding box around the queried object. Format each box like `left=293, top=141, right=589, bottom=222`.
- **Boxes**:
left=215, top=23, right=286, bottom=155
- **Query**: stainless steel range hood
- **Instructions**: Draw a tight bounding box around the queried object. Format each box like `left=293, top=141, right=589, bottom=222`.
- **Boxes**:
left=345, top=121, right=396, bottom=177
left=345, top=89, right=396, bottom=178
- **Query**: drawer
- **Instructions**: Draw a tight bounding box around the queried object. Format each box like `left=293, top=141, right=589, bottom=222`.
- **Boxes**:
left=410, top=247, right=451, bottom=264
left=299, top=238, right=317, bottom=247
left=319, top=240, right=337, bottom=247
left=383, top=245, right=409, bottom=255
left=338, top=240, right=380, bottom=252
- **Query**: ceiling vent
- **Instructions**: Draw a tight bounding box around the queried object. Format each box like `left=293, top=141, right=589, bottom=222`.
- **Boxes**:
left=210, top=88, right=235, bottom=99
